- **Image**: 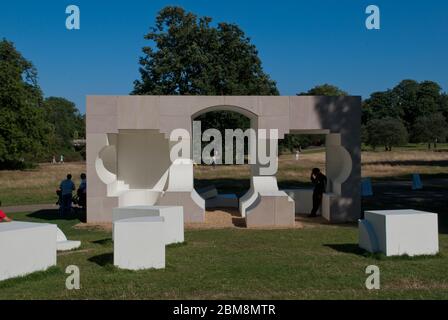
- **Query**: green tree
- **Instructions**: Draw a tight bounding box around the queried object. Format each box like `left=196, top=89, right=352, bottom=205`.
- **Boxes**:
left=440, top=93, right=448, bottom=122
left=0, top=39, right=52, bottom=168
left=365, top=117, right=408, bottom=151
left=43, top=97, right=85, bottom=153
left=412, top=113, right=447, bottom=149
left=363, top=80, right=447, bottom=131
left=362, top=90, right=402, bottom=124
left=133, top=6, right=278, bottom=96
left=297, top=84, right=347, bottom=96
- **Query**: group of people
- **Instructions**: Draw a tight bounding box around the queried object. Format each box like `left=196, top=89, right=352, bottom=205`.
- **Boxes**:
left=58, top=173, right=87, bottom=215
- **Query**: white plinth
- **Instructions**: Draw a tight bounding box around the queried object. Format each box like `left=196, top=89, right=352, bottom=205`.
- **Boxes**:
left=0, top=222, right=57, bottom=281
left=113, top=216, right=165, bottom=270
left=359, top=210, right=439, bottom=256
left=113, top=206, right=184, bottom=245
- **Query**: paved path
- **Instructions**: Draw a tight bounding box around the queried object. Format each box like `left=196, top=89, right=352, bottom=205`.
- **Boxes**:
left=1, top=203, right=57, bottom=214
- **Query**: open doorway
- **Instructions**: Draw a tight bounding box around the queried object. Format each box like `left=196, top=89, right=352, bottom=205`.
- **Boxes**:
left=192, top=108, right=254, bottom=225
left=277, top=132, right=327, bottom=216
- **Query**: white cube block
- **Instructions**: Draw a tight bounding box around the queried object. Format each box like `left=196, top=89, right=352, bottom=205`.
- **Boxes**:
left=113, top=206, right=184, bottom=245
left=360, top=210, right=439, bottom=256
left=0, top=222, right=57, bottom=281
left=113, top=216, right=165, bottom=270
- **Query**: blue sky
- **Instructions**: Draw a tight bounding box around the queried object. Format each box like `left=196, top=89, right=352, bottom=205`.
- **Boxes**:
left=1, top=0, right=447, bottom=114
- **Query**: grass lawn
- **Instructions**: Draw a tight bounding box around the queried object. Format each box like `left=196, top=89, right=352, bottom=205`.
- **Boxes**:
left=1, top=146, right=447, bottom=299
left=1, top=211, right=447, bottom=299
left=0, top=162, right=85, bottom=206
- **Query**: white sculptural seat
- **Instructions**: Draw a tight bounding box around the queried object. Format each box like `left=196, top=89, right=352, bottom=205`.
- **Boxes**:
left=359, top=209, right=439, bottom=256
left=113, top=216, right=166, bottom=270
left=113, top=205, right=184, bottom=245
left=0, top=222, right=57, bottom=281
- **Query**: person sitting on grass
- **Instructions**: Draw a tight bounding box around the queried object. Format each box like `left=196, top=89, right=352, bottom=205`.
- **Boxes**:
left=59, top=174, right=75, bottom=215
left=0, top=209, right=12, bottom=222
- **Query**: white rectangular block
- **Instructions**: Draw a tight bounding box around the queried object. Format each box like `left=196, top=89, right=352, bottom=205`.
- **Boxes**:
left=361, top=210, right=439, bottom=256
left=114, top=216, right=165, bottom=270
left=113, top=206, right=184, bottom=244
left=0, top=222, right=57, bottom=281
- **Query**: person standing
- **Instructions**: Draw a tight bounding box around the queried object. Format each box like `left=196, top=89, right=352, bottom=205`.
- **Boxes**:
left=60, top=154, right=64, bottom=164
left=59, top=174, right=75, bottom=215
left=309, top=168, right=327, bottom=218
left=77, top=173, right=87, bottom=210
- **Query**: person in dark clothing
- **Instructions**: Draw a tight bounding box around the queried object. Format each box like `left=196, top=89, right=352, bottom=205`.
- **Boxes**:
left=59, top=174, right=75, bottom=215
left=77, top=173, right=87, bottom=210
left=309, top=168, right=327, bottom=217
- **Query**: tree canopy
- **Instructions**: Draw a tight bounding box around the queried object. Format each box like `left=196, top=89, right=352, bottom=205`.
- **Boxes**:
left=0, top=39, right=85, bottom=168
left=297, top=84, right=348, bottom=96
left=362, top=79, right=448, bottom=148
left=362, top=80, right=446, bottom=129
left=0, top=39, right=52, bottom=168
left=365, top=117, right=408, bottom=151
left=43, top=97, right=85, bottom=154
left=133, top=6, right=278, bottom=96
left=412, top=113, right=448, bottom=147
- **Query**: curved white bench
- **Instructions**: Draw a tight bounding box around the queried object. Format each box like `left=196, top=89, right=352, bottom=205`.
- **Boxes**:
left=113, top=216, right=165, bottom=270
left=56, top=227, right=81, bottom=251
left=113, top=206, right=184, bottom=245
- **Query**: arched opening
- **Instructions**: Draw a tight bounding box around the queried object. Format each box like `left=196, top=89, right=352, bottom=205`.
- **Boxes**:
left=191, top=106, right=257, bottom=225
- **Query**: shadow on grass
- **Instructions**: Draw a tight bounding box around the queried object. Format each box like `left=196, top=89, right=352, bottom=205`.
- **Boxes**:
left=232, top=217, right=247, bottom=228
left=324, top=243, right=367, bottom=257
left=88, top=253, right=113, bottom=267
left=367, top=159, right=448, bottom=167
left=324, top=243, right=443, bottom=261
left=27, top=209, right=86, bottom=222
left=92, top=238, right=113, bottom=246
